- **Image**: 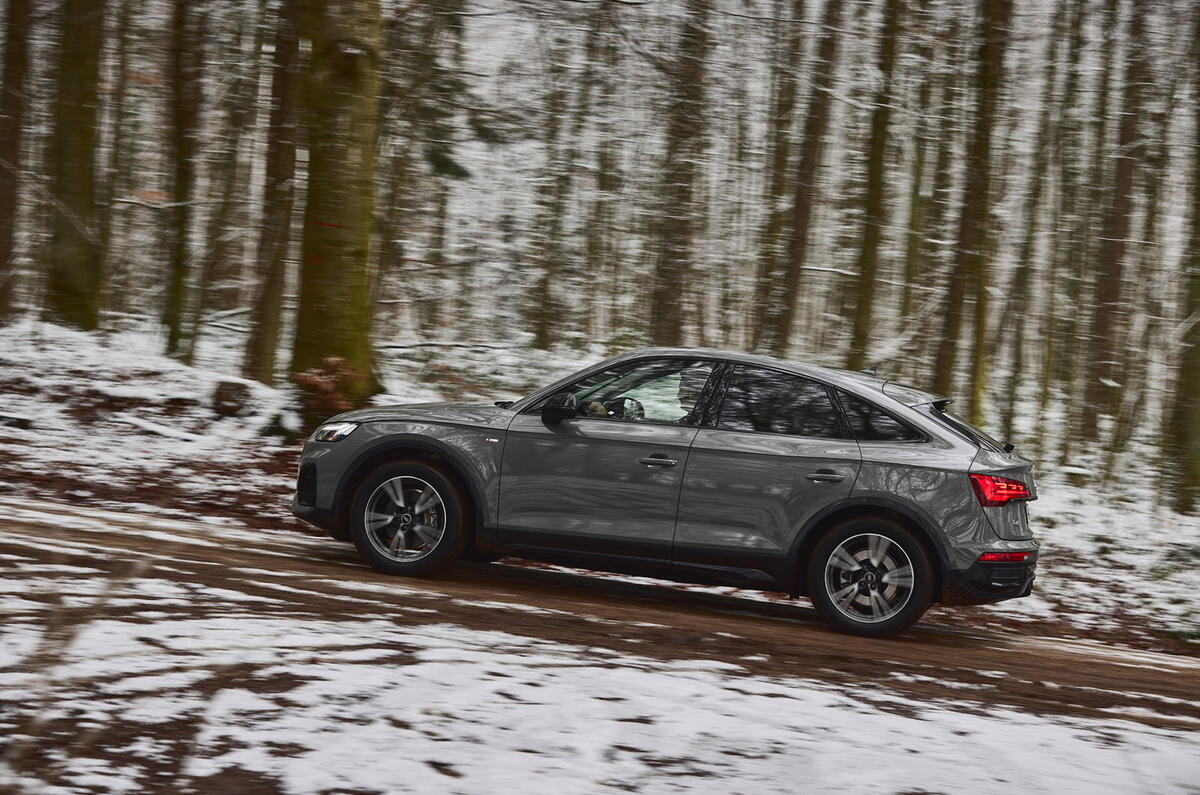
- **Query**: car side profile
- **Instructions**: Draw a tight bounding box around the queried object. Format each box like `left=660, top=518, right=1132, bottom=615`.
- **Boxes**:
left=292, top=348, right=1038, bottom=637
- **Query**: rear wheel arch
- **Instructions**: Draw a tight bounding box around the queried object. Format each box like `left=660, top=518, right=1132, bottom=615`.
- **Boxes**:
left=788, top=499, right=946, bottom=600
left=335, top=438, right=483, bottom=547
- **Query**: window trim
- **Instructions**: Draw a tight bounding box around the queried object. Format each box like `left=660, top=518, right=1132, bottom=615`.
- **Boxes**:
left=710, top=363, right=852, bottom=441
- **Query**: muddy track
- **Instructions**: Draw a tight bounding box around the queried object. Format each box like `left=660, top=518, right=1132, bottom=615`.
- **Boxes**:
left=3, top=497, right=1198, bottom=738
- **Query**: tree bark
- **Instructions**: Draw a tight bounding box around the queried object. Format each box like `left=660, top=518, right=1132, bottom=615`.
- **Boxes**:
left=762, top=0, right=844, bottom=356
left=1082, top=0, right=1145, bottom=438
left=1167, top=10, right=1200, bottom=513
left=187, top=1, right=263, bottom=364
left=647, top=0, right=709, bottom=347
left=931, top=0, right=1012, bottom=425
left=751, top=0, right=803, bottom=350
left=0, top=0, right=30, bottom=321
left=530, top=37, right=570, bottom=350
left=244, top=0, right=300, bottom=386
left=999, top=2, right=1064, bottom=443
left=44, top=0, right=105, bottom=330
left=898, top=0, right=933, bottom=336
left=846, top=0, right=902, bottom=371
left=163, top=0, right=202, bottom=356
left=290, top=0, right=383, bottom=401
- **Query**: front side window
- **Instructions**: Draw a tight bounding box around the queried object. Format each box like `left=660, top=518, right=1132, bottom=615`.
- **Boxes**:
left=717, top=366, right=844, bottom=438
left=556, top=358, right=716, bottom=425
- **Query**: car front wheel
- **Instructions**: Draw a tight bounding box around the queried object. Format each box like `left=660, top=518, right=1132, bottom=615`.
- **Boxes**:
left=350, top=461, right=467, bottom=577
left=807, top=518, right=932, bottom=638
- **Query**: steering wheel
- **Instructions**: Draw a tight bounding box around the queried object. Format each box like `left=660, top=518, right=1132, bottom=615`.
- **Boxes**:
left=603, top=396, right=645, bottom=420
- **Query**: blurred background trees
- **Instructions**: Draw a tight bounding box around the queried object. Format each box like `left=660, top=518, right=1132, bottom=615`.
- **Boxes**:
left=0, top=0, right=1198, bottom=510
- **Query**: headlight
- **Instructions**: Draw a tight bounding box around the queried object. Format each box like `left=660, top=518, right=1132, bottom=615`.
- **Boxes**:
left=312, top=421, right=359, bottom=442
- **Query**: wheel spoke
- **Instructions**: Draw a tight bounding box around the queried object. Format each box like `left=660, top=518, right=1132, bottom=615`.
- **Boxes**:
left=882, top=565, right=913, bottom=589
left=868, top=534, right=891, bottom=567
left=389, top=527, right=407, bottom=554
left=830, top=547, right=861, bottom=572
left=412, top=523, right=441, bottom=547
left=413, top=488, right=441, bottom=516
left=868, top=589, right=888, bottom=619
left=383, top=479, right=406, bottom=509
left=832, top=582, right=858, bottom=611
left=366, top=511, right=393, bottom=532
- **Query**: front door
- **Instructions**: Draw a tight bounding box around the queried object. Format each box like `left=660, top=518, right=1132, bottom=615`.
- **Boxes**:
left=499, top=357, right=717, bottom=560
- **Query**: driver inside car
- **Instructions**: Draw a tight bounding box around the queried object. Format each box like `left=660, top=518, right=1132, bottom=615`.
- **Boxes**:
left=584, top=365, right=710, bottom=422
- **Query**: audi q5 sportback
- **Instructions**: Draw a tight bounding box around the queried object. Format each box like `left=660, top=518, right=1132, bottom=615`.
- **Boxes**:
left=292, top=348, right=1038, bottom=637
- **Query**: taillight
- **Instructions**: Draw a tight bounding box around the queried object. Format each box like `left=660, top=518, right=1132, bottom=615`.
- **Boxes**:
left=977, top=551, right=1034, bottom=563
left=970, top=473, right=1031, bottom=507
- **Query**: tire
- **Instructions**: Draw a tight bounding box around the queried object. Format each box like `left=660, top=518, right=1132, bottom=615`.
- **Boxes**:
left=806, top=517, right=933, bottom=638
left=349, top=460, right=468, bottom=577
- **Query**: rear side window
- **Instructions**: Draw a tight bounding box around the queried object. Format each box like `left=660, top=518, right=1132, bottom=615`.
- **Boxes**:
left=717, top=366, right=845, bottom=438
left=837, top=391, right=923, bottom=442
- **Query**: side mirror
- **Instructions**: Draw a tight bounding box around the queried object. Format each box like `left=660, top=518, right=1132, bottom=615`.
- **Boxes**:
left=541, top=392, right=577, bottom=424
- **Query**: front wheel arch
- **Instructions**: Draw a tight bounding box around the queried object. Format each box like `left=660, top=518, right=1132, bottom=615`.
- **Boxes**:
left=335, top=439, right=483, bottom=548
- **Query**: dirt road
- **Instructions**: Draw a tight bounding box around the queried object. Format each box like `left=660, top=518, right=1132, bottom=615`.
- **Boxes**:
left=2, top=497, right=1199, bottom=793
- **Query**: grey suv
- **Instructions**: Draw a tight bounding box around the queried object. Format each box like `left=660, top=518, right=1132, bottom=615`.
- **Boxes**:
left=292, top=348, right=1038, bottom=637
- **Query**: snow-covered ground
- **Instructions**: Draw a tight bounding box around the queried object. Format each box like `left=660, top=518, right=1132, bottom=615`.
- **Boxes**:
left=1, top=501, right=1198, bottom=794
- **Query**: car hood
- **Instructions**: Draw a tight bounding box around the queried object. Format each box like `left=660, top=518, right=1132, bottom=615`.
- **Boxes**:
left=327, top=402, right=514, bottom=427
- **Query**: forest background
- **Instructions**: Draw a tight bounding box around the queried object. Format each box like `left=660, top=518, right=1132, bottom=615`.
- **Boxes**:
left=0, top=0, right=1198, bottom=513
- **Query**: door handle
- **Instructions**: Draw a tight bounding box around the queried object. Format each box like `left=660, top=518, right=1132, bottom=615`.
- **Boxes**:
left=639, top=456, right=678, bottom=468
left=806, top=470, right=846, bottom=483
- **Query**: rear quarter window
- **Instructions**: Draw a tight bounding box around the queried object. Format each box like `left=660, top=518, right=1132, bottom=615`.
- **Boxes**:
left=837, top=390, right=924, bottom=442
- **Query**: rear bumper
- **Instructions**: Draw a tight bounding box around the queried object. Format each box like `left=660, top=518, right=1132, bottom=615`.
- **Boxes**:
left=940, top=557, right=1037, bottom=606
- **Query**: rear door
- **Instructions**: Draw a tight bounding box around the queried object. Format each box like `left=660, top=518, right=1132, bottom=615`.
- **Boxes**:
left=673, top=365, right=861, bottom=579
left=499, top=357, right=717, bottom=560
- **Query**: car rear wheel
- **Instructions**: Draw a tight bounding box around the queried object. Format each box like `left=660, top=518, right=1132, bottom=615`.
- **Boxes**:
left=807, top=517, right=932, bottom=638
left=350, top=461, right=467, bottom=576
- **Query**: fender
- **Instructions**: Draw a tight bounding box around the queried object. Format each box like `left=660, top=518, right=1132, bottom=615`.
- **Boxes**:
left=334, top=433, right=491, bottom=533
left=783, top=493, right=952, bottom=595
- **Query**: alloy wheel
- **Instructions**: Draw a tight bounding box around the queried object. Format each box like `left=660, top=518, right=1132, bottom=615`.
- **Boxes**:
left=363, top=476, right=446, bottom=562
left=823, top=532, right=915, bottom=624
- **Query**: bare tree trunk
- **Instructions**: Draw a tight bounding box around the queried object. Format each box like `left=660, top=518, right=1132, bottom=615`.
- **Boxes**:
left=530, top=37, right=569, bottom=350
left=163, top=0, right=202, bottom=356
left=647, top=0, right=709, bottom=346
left=898, top=0, right=933, bottom=338
left=1082, top=0, right=1145, bottom=438
left=1035, top=0, right=1085, bottom=461
left=290, top=0, right=383, bottom=402
left=243, top=0, right=299, bottom=386
left=186, top=1, right=263, bottom=363
left=0, top=0, right=30, bottom=321
left=1059, top=0, right=1118, bottom=462
left=98, top=0, right=134, bottom=319
left=931, top=0, right=1012, bottom=426
left=751, top=0, right=803, bottom=350
left=999, top=2, right=1064, bottom=443
left=1167, top=9, right=1200, bottom=513
left=763, top=0, right=844, bottom=356
left=846, top=0, right=902, bottom=371
left=44, top=0, right=105, bottom=330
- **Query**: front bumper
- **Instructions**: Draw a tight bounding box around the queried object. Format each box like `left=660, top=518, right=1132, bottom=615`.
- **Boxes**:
left=940, top=555, right=1037, bottom=605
